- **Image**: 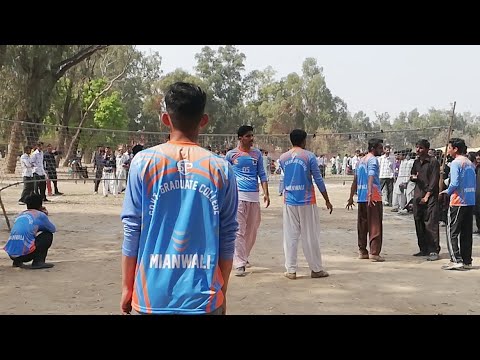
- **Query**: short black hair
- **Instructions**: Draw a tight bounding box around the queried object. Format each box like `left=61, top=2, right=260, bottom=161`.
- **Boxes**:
left=165, top=82, right=207, bottom=133
left=449, top=138, right=467, bottom=155
left=24, top=146, right=31, bottom=153
left=416, top=139, right=430, bottom=149
left=368, top=138, right=383, bottom=152
left=238, top=125, right=254, bottom=138
left=25, top=193, right=43, bottom=210
left=467, top=151, right=476, bottom=163
left=290, top=129, right=307, bottom=147
left=132, top=144, right=144, bottom=156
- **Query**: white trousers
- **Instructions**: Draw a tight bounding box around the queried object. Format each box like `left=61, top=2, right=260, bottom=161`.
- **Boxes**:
left=392, top=179, right=407, bottom=209
left=102, top=171, right=117, bottom=196
left=283, top=204, right=324, bottom=273
left=116, top=168, right=127, bottom=193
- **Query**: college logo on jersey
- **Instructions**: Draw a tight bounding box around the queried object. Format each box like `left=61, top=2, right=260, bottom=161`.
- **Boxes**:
left=233, top=159, right=239, bottom=165
left=252, top=157, right=258, bottom=165
left=177, top=160, right=193, bottom=175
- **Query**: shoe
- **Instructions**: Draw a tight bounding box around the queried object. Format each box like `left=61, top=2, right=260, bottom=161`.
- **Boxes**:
left=54, top=192, right=64, bottom=196
left=29, top=262, right=55, bottom=269
left=358, top=253, right=369, bottom=259
left=311, top=270, right=329, bottom=278
left=235, top=266, right=246, bottom=277
left=369, top=255, right=385, bottom=262
left=463, top=264, right=473, bottom=269
left=427, top=252, right=439, bottom=261
left=441, top=262, right=464, bottom=270
left=390, top=208, right=399, bottom=212
left=94, top=191, right=98, bottom=194
left=12, top=259, right=23, bottom=268
left=284, top=272, right=296, bottom=280
left=18, top=201, right=25, bottom=205
left=413, top=251, right=428, bottom=257
left=245, top=261, right=252, bottom=268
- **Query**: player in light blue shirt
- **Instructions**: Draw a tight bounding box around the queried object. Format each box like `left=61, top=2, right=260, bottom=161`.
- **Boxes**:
left=4, top=193, right=56, bottom=269
left=440, top=138, right=476, bottom=270
left=279, top=129, right=332, bottom=280
left=121, top=82, right=238, bottom=315
left=225, top=125, right=270, bottom=277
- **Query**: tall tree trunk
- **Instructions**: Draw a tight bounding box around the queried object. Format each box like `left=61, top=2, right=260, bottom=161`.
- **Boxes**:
left=57, top=127, right=68, bottom=154
left=5, top=111, right=26, bottom=174
left=62, top=62, right=128, bottom=167
left=65, top=129, right=72, bottom=156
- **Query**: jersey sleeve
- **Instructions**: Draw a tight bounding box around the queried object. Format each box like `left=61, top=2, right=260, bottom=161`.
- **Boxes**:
left=121, top=156, right=143, bottom=257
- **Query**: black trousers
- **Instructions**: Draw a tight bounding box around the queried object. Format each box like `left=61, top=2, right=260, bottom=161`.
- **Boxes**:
left=94, top=169, right=103, bottom=192
left=446, top=206, right=473, bottom=265
left=33, top=173, right=47, bottom=200
left=10, top=232, right=53, bottom=264
left=413, top=197, right=440, bottom=254
left=19, top=176, right=34, bottom=202
left=319, top=165, right=325, bottom=178
left=380, top=178, right=394, bottom=205
left=47, top=171, right=59, bottom=193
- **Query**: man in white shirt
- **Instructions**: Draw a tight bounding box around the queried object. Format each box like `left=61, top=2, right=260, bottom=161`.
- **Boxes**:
left=351, top=150, right=360, bottom=172
left=19, top=146, right=34, bottom=205
left=392, top=151, right=409, bottom=212
left=31, top=142, right=48, bottom=202
left=342, top=154, right=348, bottom=175
left=317, top=154, right=326, bottom=177
left=379, top=145, right=395, bottom=206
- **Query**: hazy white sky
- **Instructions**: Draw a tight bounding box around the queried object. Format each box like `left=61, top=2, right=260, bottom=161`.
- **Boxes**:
left=136, top=45, right=480, bottom=120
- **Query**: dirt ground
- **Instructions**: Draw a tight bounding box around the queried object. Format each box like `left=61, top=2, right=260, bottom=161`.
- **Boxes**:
left=0, top=173, right=479, bottom=315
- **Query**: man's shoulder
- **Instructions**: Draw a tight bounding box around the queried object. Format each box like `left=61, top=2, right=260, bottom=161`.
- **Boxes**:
left=250, top=148, right=262, bottom=156
left=279, top=151, right=290, bottom=161
left=303, top=149, right=315, bottom=159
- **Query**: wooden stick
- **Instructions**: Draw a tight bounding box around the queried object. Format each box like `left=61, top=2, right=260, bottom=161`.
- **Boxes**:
left=0, top=192, right=11, bottom=231
left=439, top=101, right=456, bottom=191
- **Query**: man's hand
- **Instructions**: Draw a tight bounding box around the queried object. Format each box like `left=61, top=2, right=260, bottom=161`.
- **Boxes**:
left=420, top=195, right=429, bottom=204
left=325, top=200, right=333, bottom=214
left=346, top=198, right=355, bottom=210
left=368, top=196, right=375, bottom=207
left=120, top=288, right=133, bottom=315
left=264, top=194, right=270, bottom=208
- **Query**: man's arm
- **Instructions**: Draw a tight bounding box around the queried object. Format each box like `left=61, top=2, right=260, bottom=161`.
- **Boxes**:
left=310, top=156, right=332, bottom=213
left=444, top=161, right=460, bottom=195
left=367, top=157, right=378, bottom=206
left=257, top=152, right=270, bottom=207
left=423, top=159, right=440, bottom=202
left=39, top=212, right=56, bottom=233
left=347, top=174, right=358, bottom=207
left=120, top=158, right=143, bottom=314
left=218, top=164, right=239, bottom=314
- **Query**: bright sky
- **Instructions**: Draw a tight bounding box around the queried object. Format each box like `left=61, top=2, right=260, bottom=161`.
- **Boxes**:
left=136, top=45, right=480, bottom=120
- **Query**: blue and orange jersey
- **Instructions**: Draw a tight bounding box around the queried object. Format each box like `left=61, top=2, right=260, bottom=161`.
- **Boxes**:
left=121, top=141, right=239, bottom=314
left=279, top=147, right=326, bottom=206
left=356, top=153, right=382, bottom=203
left=4, top=210, right=56, bottom=257
left=225, top=147, right=268, bottom=192
left=447, top=155, right=476, bottom=206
